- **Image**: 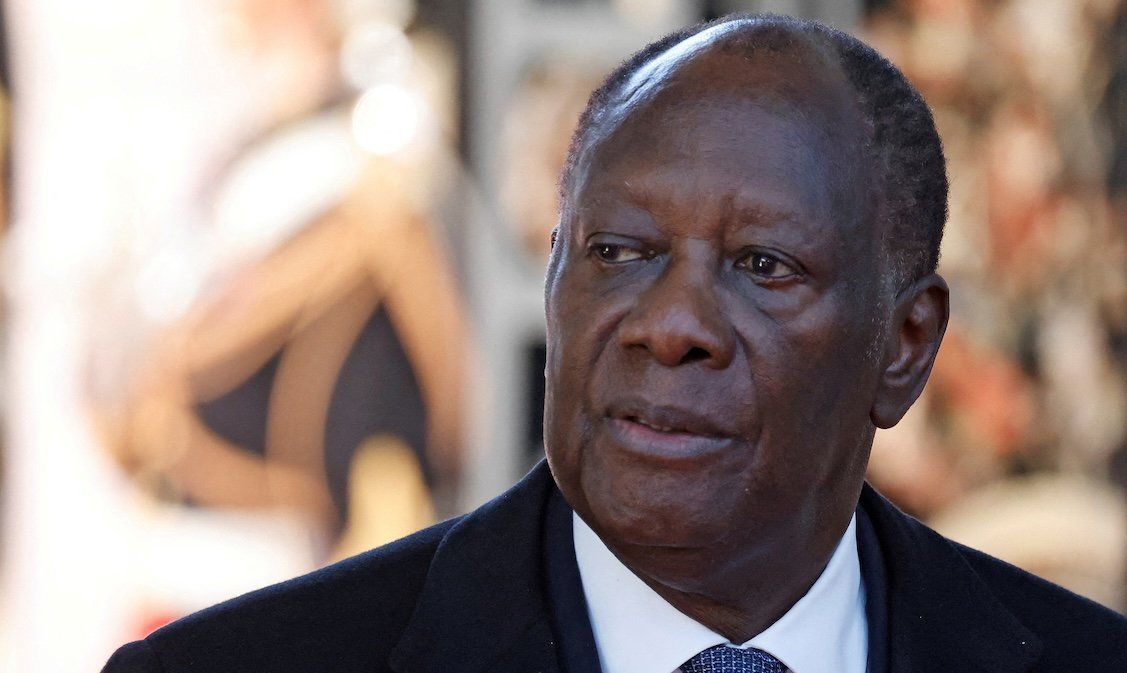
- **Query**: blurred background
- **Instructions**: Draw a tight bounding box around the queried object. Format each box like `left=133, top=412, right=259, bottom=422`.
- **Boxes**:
left=0, top=0, right=1123, bottom=669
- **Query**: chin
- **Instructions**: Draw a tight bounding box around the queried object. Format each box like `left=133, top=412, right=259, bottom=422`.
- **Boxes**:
left=578, top=465, right=744, bottom=551
left=583, top=494, right=752, bottom=594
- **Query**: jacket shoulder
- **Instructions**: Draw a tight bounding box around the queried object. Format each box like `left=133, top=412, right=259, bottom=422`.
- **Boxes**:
left=954, top=540, right=1127, bottom=670
left=101, top=516, right=461, bottom=673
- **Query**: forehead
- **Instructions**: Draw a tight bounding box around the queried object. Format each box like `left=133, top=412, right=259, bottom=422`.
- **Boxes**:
left=573, top=48, right=868, bottom=236
left=569, top=23, right=870, bottom=224
left=582, top=98, right=836, bottom=224
left=638, top=24, right=843, bottom=96
left=597, top=20, right=862, bottom=148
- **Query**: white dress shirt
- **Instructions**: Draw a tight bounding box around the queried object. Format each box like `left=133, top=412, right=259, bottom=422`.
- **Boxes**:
left=573, top=513, right=867, bottom=673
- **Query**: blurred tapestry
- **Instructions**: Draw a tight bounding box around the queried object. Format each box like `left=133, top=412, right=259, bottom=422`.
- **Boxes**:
left=92, top=0, right=469, bottom=572
left=2, top=3, right=471, bottom=666
left=109, top=152, right=468, bottom=561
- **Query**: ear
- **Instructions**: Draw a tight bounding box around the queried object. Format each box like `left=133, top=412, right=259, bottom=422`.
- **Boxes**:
left=870, top=273, right=949, bottom=428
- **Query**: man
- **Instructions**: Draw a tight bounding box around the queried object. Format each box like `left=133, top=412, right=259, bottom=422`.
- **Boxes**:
left=103, top=13, right=1127, bottom=673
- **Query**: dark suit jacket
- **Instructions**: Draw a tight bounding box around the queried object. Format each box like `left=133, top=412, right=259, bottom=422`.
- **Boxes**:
left=103, top=461, right=1127, bottom=673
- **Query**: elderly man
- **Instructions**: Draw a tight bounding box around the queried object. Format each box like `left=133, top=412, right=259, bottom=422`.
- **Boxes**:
left=103, top=13, right=1126, bottom=673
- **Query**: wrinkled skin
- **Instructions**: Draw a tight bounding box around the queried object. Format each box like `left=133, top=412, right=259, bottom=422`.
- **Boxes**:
left=543, top=23, right=949, bottom=642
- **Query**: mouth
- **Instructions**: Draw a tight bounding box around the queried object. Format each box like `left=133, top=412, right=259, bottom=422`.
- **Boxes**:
left=608, top=400, right=735, bottom=438
left=624, top=416, right=687, bottom=434
left=603, top=400, right=738, bottom=460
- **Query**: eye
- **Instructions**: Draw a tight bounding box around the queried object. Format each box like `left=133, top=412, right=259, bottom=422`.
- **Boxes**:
left=737, top=251, right=798, bottom=279
left=590, top=243, right=649, bottom=264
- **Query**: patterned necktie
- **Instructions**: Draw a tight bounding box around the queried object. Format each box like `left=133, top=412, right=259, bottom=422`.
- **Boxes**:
left=680, top=644, right=787, bottom=673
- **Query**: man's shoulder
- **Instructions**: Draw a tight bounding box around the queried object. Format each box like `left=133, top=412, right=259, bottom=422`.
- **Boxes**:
left=102, top=516, right=462, bottom=673
left=952, top=539, right=1127, bottom=665
left=862, top=484, right=1125, bottom=670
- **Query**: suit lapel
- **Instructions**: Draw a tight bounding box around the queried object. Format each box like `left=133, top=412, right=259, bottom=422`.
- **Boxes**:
left=389, top=462, right=561, bottom=673
left=860, top=485, right=1043, bottom=673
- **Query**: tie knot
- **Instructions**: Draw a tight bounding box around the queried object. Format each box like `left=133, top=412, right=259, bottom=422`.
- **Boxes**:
left=681, top=645, right=787, bottom=673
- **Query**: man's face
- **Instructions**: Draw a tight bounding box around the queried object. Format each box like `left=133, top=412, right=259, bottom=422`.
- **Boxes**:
left=544, top=47, right=890, bottom=586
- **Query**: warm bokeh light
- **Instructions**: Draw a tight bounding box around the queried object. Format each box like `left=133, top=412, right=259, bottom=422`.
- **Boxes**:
left=341, top=21, right=414, bottom=90
left=351, top=84, right=423, bottom=155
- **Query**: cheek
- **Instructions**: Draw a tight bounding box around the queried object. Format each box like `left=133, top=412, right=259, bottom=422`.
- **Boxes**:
left=548, top=262, right=638, bottom=387
left=544, top=266, right=624, bottom=462
left=767, top=283, right=879, bottom=390
left=740, top=293, right=880, bottom=468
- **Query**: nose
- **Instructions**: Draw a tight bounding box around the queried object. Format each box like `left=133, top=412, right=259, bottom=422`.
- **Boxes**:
left=616, top=255, right=737, bottom=369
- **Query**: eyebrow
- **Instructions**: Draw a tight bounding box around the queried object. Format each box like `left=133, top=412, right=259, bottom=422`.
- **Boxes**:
left=727, top=201, right=806, bottom=229
left=613, top=180, right=811, bottom=234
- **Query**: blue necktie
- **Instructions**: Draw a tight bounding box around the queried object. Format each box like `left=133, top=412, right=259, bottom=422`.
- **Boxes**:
left=681, top=645, right=787, bottom=673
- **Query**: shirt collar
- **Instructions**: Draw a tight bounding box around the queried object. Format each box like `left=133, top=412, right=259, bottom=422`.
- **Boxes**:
left=573, top=513, right=867, bottom=673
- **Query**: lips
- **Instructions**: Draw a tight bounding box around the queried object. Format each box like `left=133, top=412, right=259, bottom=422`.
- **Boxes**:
left=628, top=416, right=684, bottom=434
left=606, top=399, right=736, bottom=438
left=600, top=399, right=740, bottom=461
